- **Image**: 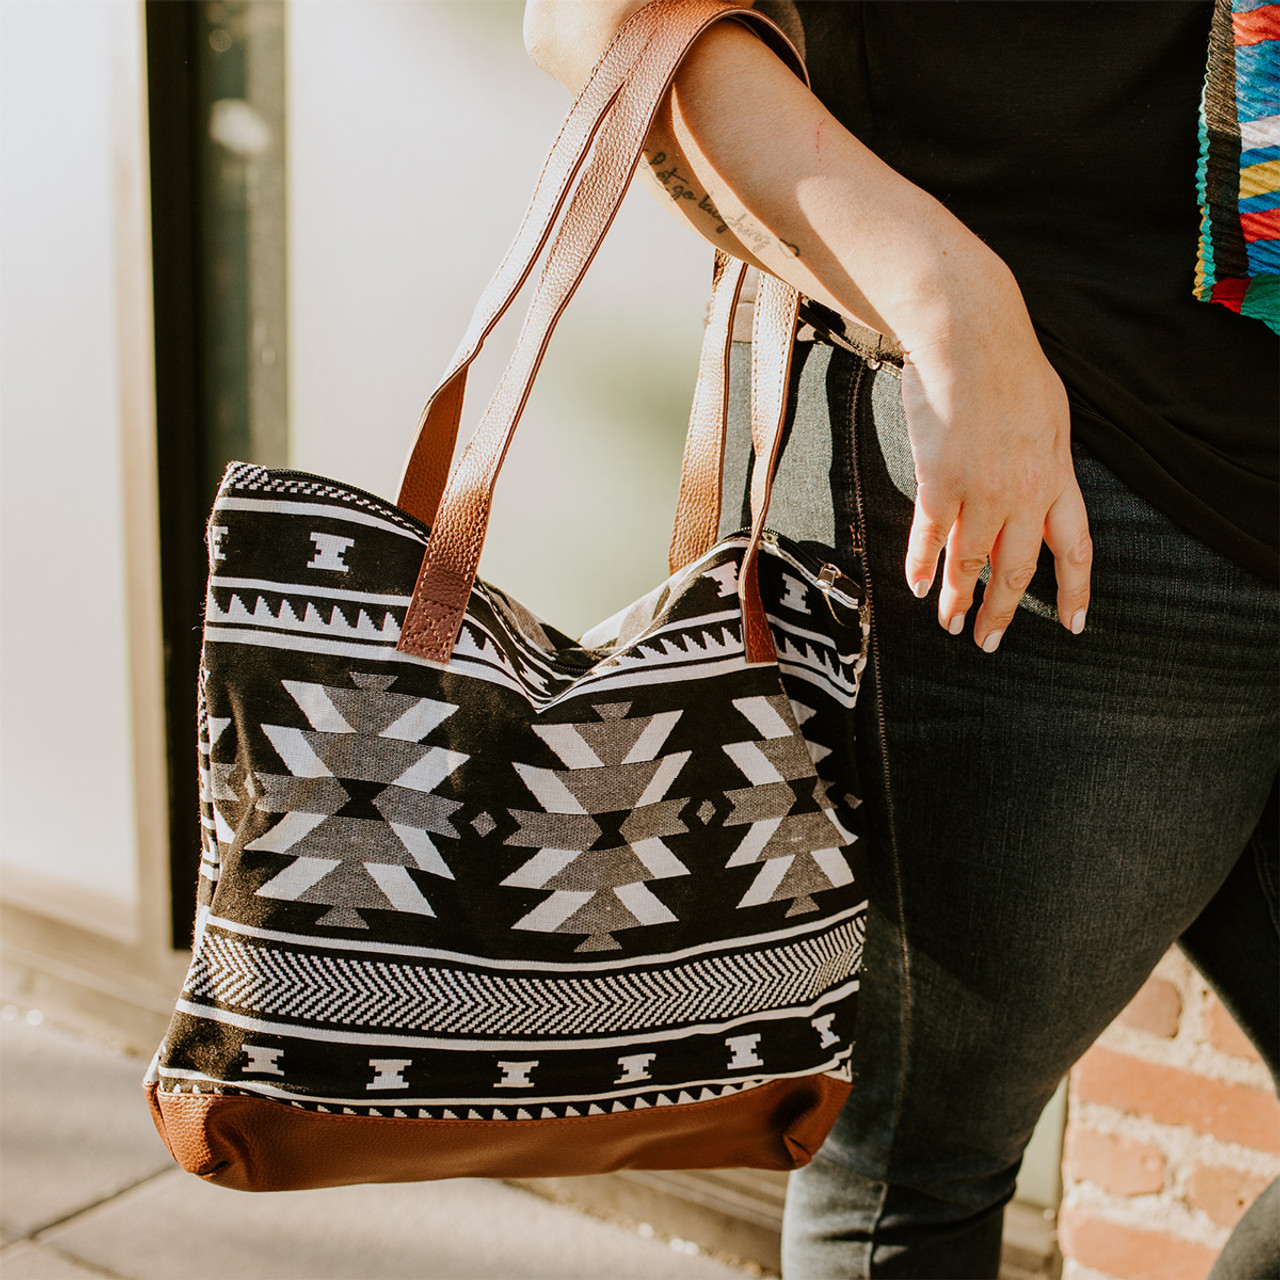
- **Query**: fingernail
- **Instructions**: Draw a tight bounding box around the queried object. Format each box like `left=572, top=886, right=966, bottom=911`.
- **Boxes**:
left=911, top=578, right=930, bottom=599
left=982, top=629, right=1003, bottom=653
left=946, top=614, right=965, bottom=636
left=1071, top=609, right=1087, bottom=635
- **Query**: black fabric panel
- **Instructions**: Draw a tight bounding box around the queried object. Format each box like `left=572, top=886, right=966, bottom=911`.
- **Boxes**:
left=157, top=462, right=870, bottom=1117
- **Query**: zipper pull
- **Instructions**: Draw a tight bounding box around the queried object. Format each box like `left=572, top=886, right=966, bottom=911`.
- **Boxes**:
left=816, top=564, right=842, bottom=620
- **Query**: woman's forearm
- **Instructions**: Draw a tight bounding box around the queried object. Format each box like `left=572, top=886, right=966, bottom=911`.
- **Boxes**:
left=525, top=0, right=1093, bottom=649
left=525, top=3, right=1022, bottom=350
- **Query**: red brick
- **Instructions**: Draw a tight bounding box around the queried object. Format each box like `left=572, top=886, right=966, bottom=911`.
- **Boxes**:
left=1203, top=996, right=1263, bottom=1064
left=1186, top=1163, right=1273, bottom=1230
left=1073, top=1047, right=1280, bottom=1153
left=1117, top=977, right=1182, bottom=1039
left=1058, top=1206, right=1218, bottom=1280
left=1064, top=1126, right=1166, bottom=1195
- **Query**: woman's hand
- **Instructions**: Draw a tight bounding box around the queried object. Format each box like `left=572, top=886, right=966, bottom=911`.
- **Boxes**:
left=897, top=255, right=1093, bottom=649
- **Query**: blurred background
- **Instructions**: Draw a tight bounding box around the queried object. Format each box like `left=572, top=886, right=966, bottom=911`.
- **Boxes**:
left=7, top=5, right=1272, bottom=1279
left=2, top=0, right=713, bottom=976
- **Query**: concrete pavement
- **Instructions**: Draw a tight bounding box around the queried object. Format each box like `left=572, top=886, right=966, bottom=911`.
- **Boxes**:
left=0, top=1009, right=756, bottom=1280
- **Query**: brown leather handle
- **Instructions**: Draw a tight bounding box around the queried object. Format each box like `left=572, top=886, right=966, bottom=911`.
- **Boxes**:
left=396, top=1, right=802, bottom=664
left=395, top=1, right=800, bottom=530
left=395, top=7, right=669, bottom=527
left=669, top=261, right=802, bottom=661
left=740, top=269, right=801, bottom=661
left=396, top=1, right=805, bottom=666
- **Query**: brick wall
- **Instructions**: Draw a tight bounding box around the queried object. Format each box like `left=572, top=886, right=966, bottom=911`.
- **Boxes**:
left=1059, top=950, right=1280, bottom=1280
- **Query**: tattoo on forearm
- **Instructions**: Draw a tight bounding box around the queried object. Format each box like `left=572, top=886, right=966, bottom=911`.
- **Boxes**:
left=645, top=151, right=801, bottom=258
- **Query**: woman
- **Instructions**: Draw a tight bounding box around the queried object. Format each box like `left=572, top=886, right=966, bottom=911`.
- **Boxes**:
left=524, top=2, right=1279, bottom=1276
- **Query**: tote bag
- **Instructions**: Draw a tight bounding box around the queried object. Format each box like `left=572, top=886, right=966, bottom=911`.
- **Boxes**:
left=145, top=0, right=869, bottom=1192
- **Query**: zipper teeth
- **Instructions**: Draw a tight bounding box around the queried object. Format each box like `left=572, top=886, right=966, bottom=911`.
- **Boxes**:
left=847, top=364, right=895, bottom=837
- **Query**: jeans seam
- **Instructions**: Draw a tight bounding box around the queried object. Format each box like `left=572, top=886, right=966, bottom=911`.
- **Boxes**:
left=846, top=360, right=914, bottom=1201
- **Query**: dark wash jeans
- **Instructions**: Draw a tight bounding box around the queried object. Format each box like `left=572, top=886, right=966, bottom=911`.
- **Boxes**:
left=721, top=338, right=1280, bottom=1279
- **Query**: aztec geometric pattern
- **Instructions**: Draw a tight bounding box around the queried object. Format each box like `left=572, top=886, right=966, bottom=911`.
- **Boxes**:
left=722, top=694, right=857, bottom=917
left=1195, top=0, right=1280, bottom=331
left=502, top=700, right=693, bottom=952
left=244, top=673, right=466, bottom=929
left=150, top=461, right=869, bottom=1128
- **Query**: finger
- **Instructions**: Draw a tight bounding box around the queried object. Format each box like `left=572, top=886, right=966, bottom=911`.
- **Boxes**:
left=1044, top=485, right=1093, bottom=633
left=973, top=520, right=1044, bottom=652
left=904, top=480, right=960, bottom=599
left=936, top=509, right=1001, bottom=636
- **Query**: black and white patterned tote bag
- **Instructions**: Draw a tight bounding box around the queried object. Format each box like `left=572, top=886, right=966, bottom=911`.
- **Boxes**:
left=145, top=0, right=869, bottom=1191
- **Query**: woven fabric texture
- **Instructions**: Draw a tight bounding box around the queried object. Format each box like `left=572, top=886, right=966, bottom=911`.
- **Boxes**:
left=150, top=462, right=869, bottom=1135
left=1196, top=0, right=1280, bottom=330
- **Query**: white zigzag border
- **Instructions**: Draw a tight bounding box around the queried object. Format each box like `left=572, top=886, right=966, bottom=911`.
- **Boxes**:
left=174, top=977, right=859, bottom=1052
left=184, top=924, right=863, bottom=1038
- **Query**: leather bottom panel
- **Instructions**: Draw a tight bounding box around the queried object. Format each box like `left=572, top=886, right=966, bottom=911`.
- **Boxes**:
left=145, top=1074, right=850, bottom=1192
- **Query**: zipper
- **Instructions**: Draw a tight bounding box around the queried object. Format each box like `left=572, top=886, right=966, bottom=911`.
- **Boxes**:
left=847, top=363, right=895, bottom=832
left=746, top=526, right=863, bottom=607
left=814, top=563, right=843, bottom=622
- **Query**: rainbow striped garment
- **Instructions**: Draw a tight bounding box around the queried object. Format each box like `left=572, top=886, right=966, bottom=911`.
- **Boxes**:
left=1196, top=0, right=1280, bottom=332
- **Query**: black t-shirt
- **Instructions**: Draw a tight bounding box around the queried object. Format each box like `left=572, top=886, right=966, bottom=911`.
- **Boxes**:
left=765, top=0, right=1278, bottom=583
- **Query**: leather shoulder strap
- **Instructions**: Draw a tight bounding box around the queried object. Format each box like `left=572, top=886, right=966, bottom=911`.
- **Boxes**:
left=395, top=10, right=659, bottom=527
left=396, top=1, right=802, bottom=530
left=739, top=269, right=800, bottom=664
left=396, top=1, right=804, bottom=665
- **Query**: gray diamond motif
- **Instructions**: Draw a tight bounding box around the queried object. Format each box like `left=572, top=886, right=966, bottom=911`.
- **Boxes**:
left=471, top=812, right=497, bottom=837
left=502, top=702, right=692, bottom=951
left=246, top=673, right=467, bottom=929
left=697, top=800, right=716, bottom=824
left=721, top=693, right=856, bottom=917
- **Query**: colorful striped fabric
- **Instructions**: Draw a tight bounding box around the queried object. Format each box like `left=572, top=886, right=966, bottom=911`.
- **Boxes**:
left=1196, top=0, right=1280, bottom=332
